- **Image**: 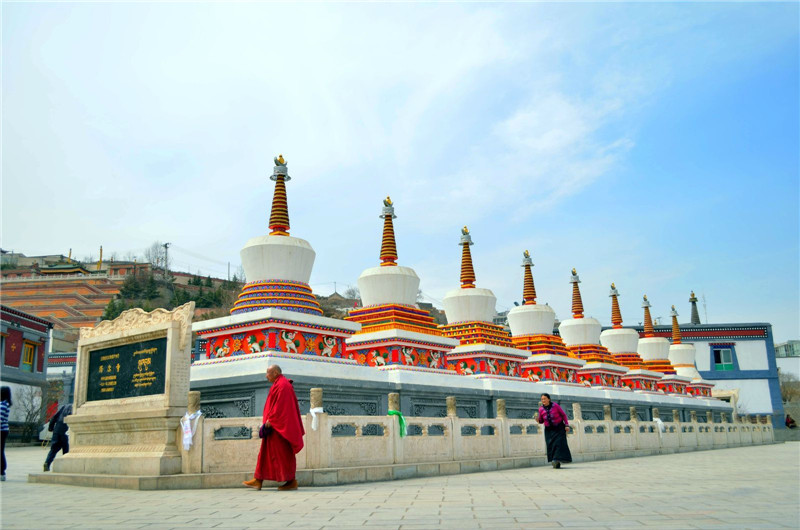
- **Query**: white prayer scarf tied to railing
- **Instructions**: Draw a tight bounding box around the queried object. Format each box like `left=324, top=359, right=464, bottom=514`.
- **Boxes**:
left=180, top=410, right=203, bottom=450
left=654, top=417, right=665, bottom=438
left=310, top=407, right=324, bottom=431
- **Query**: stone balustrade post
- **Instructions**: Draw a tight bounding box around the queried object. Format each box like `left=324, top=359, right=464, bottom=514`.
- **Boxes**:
left=707, top=410, right=714, bottom=423
left=757, top=415, right=764, bottom=424
left=446, top=396, right=457, bottom=417
left=188, top=391, right=201, bottom=413
left=496, top=399, right=507, bottom=419
left=767, top=414, right=772, bottom=426
left=388, top=393, right=403, bottom=464
left=672, top=409, right=681, bottom=423
left=388, top=392, right=400, bottom=411
left=572, top=402, right=582, bottom=421
left=496, top=399, right=510, bottom=457
left=629, top=406, right=638, bottom=422
left=306, top=388, right=330, bottom=469
left=690, top=410, right=698, bottom=423
left=603, top=405, right=612, bottom=421
left=720, top=412, right=728, bottom=423
left=652, top=408, right=660, bottom=420
left=181, top=391, right=203, bottom=474
left=310, top=387, right=323, bottom=409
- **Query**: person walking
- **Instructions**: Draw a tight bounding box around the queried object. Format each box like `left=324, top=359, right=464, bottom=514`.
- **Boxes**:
left=43, top=403, right=72, bottom=472
left=243, top=365, right=305, bottom=491
left=1, top=386, right=11, bottom=481
left=537, top=393, right=572, bottom=469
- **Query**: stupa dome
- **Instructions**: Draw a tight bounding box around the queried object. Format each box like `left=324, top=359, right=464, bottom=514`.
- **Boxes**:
left=507, top=251, right=556, bottom=336
left=441, top=227, right=497, bottom=323
left=667, top=306, right=702, bottom=380
left=557, top=269, right=602, bottom=346
left=599, top=283, right=639, bottom=352
left=231, top=155, right=322, bottom=315
left=357, top=196, right=420, bottom=307
left=636, top=295, right=669, bottom=361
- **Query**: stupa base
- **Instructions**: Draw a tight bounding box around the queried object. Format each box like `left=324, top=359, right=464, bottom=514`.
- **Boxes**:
left=576, top=362, right=629, bottom=390
left=445, top=343, right=528, bottom=377
left=520, top=353, right=586, bottom=384
left=657, top=374, right=693, bottom=396
left=620, top=369, right=664, bottom=393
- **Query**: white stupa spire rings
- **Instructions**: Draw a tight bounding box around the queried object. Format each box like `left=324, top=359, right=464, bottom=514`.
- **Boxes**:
left=271, top=154, right=291, bottom=181
left=381, top=196, right=396, bottom=219
left=459, top=226, right=474, bottom=246
left=522, top=250, right=533, bottom=267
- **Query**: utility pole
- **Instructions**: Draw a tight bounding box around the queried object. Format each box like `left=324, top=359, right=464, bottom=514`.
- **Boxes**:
left=163, top=242, right=171, bottom=279
left=702, top=293, right=708, bottom=324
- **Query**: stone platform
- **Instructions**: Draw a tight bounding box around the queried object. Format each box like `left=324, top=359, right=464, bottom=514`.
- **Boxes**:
left=4, top=443, right=799, bottom=528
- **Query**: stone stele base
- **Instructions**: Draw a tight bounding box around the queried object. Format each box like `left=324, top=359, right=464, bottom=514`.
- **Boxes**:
left=52, top=408, right=183, bottom=476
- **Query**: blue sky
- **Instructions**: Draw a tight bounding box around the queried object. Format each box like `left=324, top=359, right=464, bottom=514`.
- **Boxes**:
left=2, top=3, right=798, bottom=342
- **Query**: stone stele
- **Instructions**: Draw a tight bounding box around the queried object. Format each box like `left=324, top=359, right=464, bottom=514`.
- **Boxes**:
left=54, top=302, right=195, bottom=476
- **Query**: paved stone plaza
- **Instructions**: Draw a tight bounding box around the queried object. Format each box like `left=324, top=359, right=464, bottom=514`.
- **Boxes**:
left=1, top=443, right=798, bottom=529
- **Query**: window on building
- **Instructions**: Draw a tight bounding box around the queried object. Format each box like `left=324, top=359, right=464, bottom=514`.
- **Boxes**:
left=21, top=342, right=35, bottom=372
left=713, top=348, right=734, bottom=371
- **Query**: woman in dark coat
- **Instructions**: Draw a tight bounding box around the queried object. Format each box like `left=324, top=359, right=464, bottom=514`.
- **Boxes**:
left=536, top=393, right=572, bottom=468
left=43, top=404, right=72, bottom=472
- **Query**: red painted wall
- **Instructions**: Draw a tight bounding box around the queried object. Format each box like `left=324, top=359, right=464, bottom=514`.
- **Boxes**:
left=4, top=329, right=23, bottom=367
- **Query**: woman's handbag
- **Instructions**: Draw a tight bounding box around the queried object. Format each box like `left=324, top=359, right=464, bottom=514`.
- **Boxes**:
left=258, top=423, right=273, bottom=439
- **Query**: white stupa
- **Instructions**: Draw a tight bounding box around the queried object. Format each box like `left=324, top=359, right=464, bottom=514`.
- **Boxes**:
left=667, top=306, right=702, bottom=380
left=506, top=251, right=557, bottom=336
left=442, top=227, right=497, bottom=324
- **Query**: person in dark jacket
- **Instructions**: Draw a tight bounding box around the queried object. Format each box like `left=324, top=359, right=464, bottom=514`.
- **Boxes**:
left=43, top=404, right=72, bottom=471
left=536, top=393, right=572, bottom=469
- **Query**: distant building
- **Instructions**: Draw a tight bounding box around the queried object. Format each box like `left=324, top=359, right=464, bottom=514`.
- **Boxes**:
left=776, top=340, right=800, bottom=358
left=630, top=321, right=783, bottom=423
left=776, top=340, right=800, bottom=380
left=0, top=305, right=52, bottom=439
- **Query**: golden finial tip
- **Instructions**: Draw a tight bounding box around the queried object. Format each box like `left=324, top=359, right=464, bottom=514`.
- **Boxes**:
left=611, top=282, right=616, bottom=289
left=462, top=226, right=469, bottom=235
left=643, top=294, right=648, bottom=301
left=524, top=250, right=530, bottom=258
left=571, top=268, right=577, bottom=275
left=277, top=154, right=286, bottom=164
left=671, top=305, right=675, bottom=310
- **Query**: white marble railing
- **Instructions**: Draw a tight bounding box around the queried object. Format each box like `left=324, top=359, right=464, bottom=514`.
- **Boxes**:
left=180, top=392, right=774, bottom=475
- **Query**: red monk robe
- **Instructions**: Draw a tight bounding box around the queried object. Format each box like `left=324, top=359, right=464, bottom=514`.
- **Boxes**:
left=254, top=374, right=305, bottom=482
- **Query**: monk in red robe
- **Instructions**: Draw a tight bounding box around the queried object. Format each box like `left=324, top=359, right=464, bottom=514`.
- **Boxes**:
left=243, top=364, right=305, bottom=491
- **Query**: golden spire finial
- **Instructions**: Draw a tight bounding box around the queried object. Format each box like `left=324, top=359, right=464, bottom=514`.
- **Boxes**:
left=642, top=294, right=654, bottom=337
left=521, top=250, right=536, bottom=305
left=269, top=153, right=291, bottom=236
left=569, top=268, right=583, bottom=318
left=670, top=305, right=681, bottom=344
left=379, top=195, right=398, bottom=266
left=459, top=226, right=475, bottom=288
left=610, top=282, right=622, bottom=328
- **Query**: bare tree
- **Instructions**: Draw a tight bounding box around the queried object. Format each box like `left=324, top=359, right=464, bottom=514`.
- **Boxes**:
left=144, top=241, right=172, bottom=274
left=779, top=371, right=800, bottom=403
left=234, top=264, right=246, bottom=283
left=16, top=386, right=44, bottom=443
left=343, top=285, right=360, bottom=301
